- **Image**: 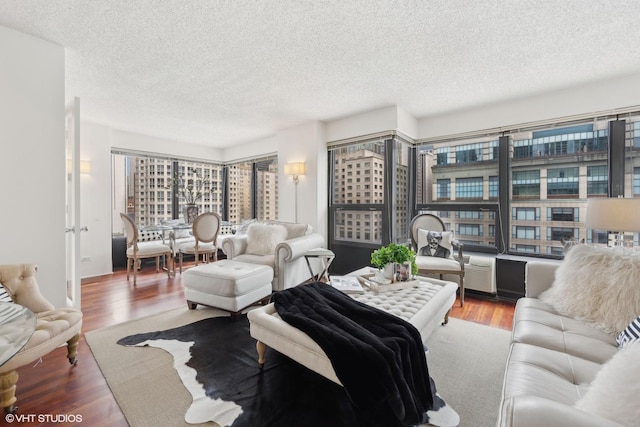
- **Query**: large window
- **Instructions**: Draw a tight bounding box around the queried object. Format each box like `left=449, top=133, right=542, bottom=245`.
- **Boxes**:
left=331, top=140, right=385, bottom=245
left=225, top=156, right=279, bottom=223
left=112, top=153, right=224, bottom=228
left=512, top=170, right=540, bottom=198
left=413, top=113, right=640, bottom=256
left=416, top=136, right=500, bottom=252
left=547, top=167, right=579, bottom=198
left=112, top=152, right=277, bottom=235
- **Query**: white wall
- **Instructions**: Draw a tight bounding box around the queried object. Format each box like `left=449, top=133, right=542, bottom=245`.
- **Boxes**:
left=221, top=135, right=278, bottom=162
left=418, top=72, right=640, bottom=139
left=0, top=26, right=66, bottom=306
left=277, top=121, right=327, bottom=238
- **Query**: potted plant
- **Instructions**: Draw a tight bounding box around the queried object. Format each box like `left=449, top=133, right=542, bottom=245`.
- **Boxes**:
left=370, top=243, right=418, bottom=282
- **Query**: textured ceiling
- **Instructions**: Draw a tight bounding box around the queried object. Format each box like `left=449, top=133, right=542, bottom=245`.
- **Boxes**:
left=1, top=0, right=640, bottom=149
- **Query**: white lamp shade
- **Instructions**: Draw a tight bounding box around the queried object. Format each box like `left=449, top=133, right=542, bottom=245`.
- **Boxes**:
left=284, top=162, right=306, bottom=177
left=586, top=198, right=640, bottom=232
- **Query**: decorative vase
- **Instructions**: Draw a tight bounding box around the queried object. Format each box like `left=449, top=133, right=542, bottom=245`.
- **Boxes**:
left=184, top=204, right=199, bottom=224
left=382, top=262, right=412, bottom=283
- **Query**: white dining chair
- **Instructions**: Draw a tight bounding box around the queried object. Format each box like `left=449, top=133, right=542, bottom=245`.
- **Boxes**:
left=178, top=212, right=221, bottom=273
left=120, top=213, right=172, bottom=285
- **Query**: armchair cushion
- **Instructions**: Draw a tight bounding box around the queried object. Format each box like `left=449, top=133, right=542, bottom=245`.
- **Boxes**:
left=246, top=223, right=287, bottom=256
left=417, top=228, right=453, bottom=259
left=415, top=256, right=460, bottom=272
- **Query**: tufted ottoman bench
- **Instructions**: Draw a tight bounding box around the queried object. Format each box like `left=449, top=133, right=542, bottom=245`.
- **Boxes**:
left=247, top=270, right=457, bottom=385
left=183, top=260, right=273, bottom=318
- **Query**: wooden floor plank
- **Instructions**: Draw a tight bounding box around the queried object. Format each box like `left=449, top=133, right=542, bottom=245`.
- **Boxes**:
left=9, top=265, right=515, bottom=426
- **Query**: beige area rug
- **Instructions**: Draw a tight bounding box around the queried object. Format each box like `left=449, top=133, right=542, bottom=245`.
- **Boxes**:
left=86, top=307, right=511, bottom=427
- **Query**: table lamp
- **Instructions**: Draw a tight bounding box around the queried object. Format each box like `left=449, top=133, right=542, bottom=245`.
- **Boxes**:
left=586, top=197, right=640, bottom=247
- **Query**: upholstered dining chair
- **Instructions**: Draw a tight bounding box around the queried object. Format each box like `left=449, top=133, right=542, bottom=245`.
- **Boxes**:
left=178, top=212, right=221, bottom=273
left=120, top=213, right=172, bottom=285
left=410, top=213, right=465, bottom=306
left=0, top=264, right=83, bottom=414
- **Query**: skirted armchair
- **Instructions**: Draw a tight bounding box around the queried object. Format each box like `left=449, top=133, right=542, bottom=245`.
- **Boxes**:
left=0, top=264, right=83, bottom=414
left=220, top=220, right=325, bottom=291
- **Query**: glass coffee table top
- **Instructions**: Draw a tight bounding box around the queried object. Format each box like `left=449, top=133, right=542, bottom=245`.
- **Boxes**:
left=0, top=302, right=36, bottom=367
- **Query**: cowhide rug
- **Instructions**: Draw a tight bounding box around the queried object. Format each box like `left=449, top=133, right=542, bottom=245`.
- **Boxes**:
left=118, top=315, right=459, bottom=427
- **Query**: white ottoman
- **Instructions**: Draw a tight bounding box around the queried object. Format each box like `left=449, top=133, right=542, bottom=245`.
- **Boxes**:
left=183, top=260, right=273, bottom=317
left=248, top=272, right=457, bottom=385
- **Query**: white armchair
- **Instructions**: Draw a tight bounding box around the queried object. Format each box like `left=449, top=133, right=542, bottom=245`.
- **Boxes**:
left=221, top=220, right=325, bottom=291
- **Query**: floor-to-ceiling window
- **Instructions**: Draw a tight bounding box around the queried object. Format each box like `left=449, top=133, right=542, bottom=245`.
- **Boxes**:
left=112, top=152, right=223, bottom=229
left=226, top=155, right=278, bottom=223
left=412, top=110, right=640, bottom=258
left=112, top=151, right=277, bottom=236
left=415, top=136, right=500, bottom=252
left=328, top=134, right=411, bottom=273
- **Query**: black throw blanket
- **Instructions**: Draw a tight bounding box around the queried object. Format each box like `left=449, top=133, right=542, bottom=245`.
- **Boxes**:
left=272, top=282, right=436, bottom=426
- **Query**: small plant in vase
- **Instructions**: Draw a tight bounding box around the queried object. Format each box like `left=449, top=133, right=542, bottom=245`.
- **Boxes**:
left=370, top=243, right=418, bottom=283
left=166, top=167, right=215, bottom=223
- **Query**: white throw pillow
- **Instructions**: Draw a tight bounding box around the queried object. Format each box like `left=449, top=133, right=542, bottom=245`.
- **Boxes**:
left=539, top=245, right=640, bottom=334
left=574, top=343, right=640, bottom=426
left=245, top=223, right=288, bottom=256
left=417, top=228, right=453, bottom=259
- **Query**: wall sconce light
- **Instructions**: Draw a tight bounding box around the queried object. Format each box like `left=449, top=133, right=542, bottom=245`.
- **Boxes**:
left=284, top=162, right=306, bottom=222
left=586, top=197, right=640, bottom=247
left=66, top=159, right=92, bottom=175
left=284, top=162, right=306, bottom=184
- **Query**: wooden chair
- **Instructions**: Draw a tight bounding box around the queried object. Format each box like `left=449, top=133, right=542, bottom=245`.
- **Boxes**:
left=120, top=213, right=171, bottom=285
left=410, top=213, right=465, bottom=306
left=178, top=212, right=221, bottom=273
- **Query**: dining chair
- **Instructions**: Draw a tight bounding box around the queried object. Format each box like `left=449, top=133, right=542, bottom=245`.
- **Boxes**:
left=178, top=212, right=221, bottom=273
left=410, top=213, right=466, bottom=306
left=120, top=213, right=172, bottom=285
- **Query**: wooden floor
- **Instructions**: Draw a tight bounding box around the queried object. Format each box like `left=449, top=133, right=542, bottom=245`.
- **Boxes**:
left=10, top=265, right=516, bottom=427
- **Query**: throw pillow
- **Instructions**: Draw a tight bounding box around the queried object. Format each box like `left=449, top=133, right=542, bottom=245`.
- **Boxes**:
left=0, top=283, right=13, bottom=303
left=417, top=228, right=453, bottom=258
left=539, top=244, right=640, bottom=335
left=235, top=219, right=257, bottom=235
left=574, top=343, right=640, bottom=426
left=245, top=223, right=288, bottom=256
left=617, top=315, right=640, bottom=347
left=138, top=230, right=161, bottom=242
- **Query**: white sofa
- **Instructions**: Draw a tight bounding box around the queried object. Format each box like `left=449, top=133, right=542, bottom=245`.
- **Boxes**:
left=497, top=245, right=640, bottom=427
left=220, top=220, right=325, bottom=291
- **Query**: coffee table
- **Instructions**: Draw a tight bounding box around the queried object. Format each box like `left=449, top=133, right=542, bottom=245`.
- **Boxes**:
left=247, top=268, right=457, bottom=385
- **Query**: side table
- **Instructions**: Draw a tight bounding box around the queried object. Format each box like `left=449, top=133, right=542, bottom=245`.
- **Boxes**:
left=0, top=302, right=36, bottom=367
left=304, top=248, right=335, bottom=282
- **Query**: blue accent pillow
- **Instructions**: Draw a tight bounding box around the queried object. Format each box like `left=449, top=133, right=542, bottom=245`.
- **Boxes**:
left=617, top=315, right=640, bottom=347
